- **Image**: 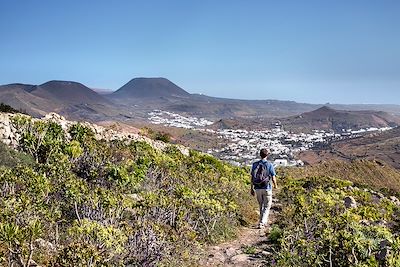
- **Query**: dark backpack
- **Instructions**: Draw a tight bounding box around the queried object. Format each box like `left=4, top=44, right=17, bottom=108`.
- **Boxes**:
left=252, top=160, right=270, bottom=186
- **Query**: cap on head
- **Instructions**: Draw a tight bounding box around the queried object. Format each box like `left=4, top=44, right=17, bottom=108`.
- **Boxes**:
left=260, top=148, right=269, bottom=159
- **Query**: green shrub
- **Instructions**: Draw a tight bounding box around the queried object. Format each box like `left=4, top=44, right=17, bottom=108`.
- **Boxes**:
left=154, top=131, right=171, bottom=143
left=141, top=126, right=172, bottom=143
left=269, top=225, right=283, bottom=244
left=0, top=142, right=34, bottom=168
left=68, top=123, right=94, bottom=143
left=0, top=117, right=256, bottom=266
left=268, top=175, right=400, bottom=267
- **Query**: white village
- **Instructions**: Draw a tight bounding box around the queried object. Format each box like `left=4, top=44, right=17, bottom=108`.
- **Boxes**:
left=148, top=110, right=393, bottom=167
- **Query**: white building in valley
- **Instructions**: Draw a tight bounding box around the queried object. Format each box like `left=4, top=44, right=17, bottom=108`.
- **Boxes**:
left=147, top=110, right=393, bottom=167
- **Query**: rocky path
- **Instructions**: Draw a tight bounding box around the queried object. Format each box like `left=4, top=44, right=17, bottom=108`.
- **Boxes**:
left=198, top=195, right=281, bottom=267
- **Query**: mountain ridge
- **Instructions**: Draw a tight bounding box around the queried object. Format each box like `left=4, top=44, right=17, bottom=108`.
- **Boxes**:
left=111, top=77, right=191, bottom=99
left=209, top=106, right=400, bottom=132
left=286, top=105, right=400, bottom=132
left=1, top=77, right=400, bottom=124
left=298, top=126, right=400, bottom=169
left=31, top=80, right=112, bottom=105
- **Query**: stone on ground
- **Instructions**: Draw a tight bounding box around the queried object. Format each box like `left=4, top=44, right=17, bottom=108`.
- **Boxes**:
left=230, top=254, right=249, bottom=264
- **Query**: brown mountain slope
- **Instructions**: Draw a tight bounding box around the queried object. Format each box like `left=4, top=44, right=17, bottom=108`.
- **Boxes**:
left=0, top=83, right=36, bottom=93
left=0, top=84, right=60, bottom=116
left=111, top=77, right=191, bottom=99
left=298, top=126, right=400, bottom=169
left=107, top=77, right=320, bottom=118
left=2, top=78, right=400, bottom=122
left=280, top=106, right=400, bottom=132
left=209, top=106, right=400, bottom=132
left=31, top=80, right=113, bottom=105
left=283, top=159, right=400, bottom=194
left=0, top=81, right=118, bottom=120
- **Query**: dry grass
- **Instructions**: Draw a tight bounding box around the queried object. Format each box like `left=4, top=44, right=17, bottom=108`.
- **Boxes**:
left=282, top=159, right=400, bottom=194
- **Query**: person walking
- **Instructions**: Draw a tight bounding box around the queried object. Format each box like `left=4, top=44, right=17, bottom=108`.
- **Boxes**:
left=250, top=148, right=278, bottom=229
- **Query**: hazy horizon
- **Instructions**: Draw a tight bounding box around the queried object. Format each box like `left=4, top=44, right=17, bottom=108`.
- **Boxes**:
left=1, top=0, right=399, bottom=105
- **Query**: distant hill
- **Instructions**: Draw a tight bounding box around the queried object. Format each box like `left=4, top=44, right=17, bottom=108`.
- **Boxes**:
left=0, top=83, right=59, bottom=116
left=280, top=106, right=400, bottom=132
left=111, top=77, right=191, bottom=99
left=329, top=103, right=400, bottom=116
left=107, top=77, right=320, bottom=118
left=1, top=83, right=36, bottom=93
left=208, top=106, right=400, bottom=132
left=2, top=77, right=400, bottom=123
left=298, top=126, right=400, bottom=170
left=0, top=81, right=118, bottom=120
left=31, top=80, right=112, bottom=105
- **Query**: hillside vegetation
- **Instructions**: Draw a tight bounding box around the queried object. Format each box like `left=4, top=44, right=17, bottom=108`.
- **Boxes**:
left=1, top=114, right=400, bottom=266
left=0, top=142, right=34, bottom=168
left=284, top=159, right=400, bottom=195
left=0, top=115, right=256, bottom=266
left=265, top=175, right=400, bottom=266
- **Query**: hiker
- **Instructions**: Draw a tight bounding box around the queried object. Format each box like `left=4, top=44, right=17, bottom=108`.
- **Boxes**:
left=250, top=148, right=278, bottom=229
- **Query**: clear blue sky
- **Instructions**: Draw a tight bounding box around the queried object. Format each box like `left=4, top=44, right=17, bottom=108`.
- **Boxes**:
left=1, top=0, right=399, bottom=104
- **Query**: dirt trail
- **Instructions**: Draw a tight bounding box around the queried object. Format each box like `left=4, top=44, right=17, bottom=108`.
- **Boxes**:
left=198, top=194, right=281, bottom=267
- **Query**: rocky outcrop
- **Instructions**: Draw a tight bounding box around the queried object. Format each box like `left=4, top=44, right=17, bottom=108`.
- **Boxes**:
left=344, top=186, right=400, bottom=207
left=344, top=196, right=357, bottom=208
left=0, top=112, right=189, bottom=155
left=230, top=254, right=250, bottom=264
left=389, top=196, right=400, bottom=206
left=0, top=113, right=19, bottom=147
left=34, top=238, right=56, bottom=252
